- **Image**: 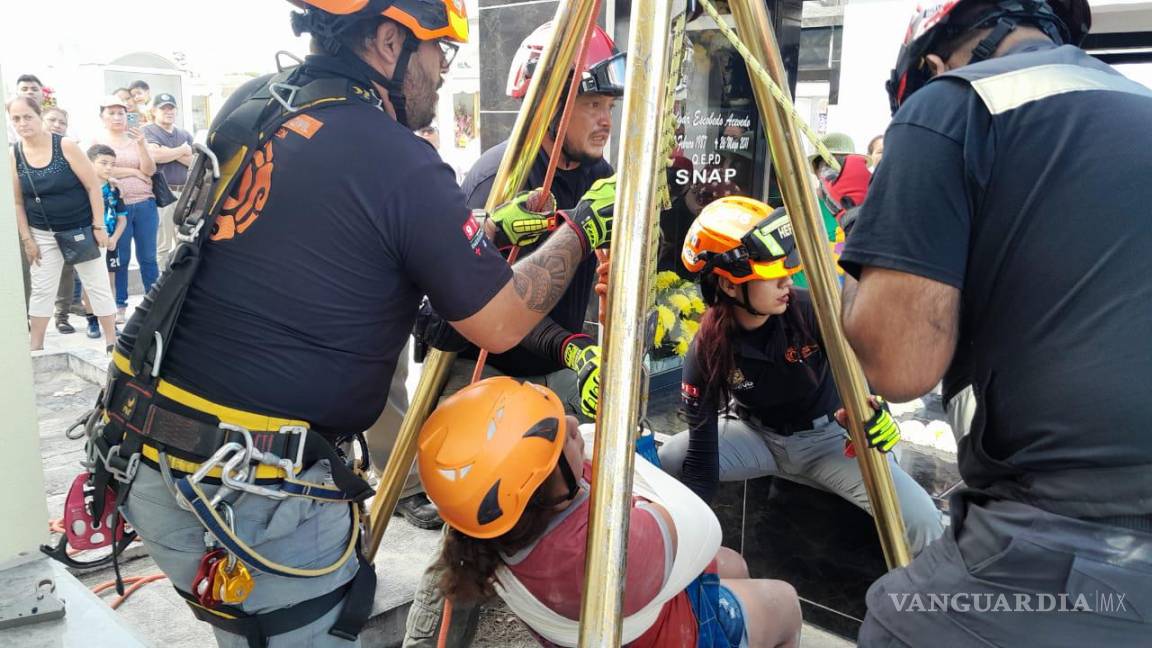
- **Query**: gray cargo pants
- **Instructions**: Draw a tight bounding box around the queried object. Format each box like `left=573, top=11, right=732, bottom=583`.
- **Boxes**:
left=859, top=491, right=1152, bottom=647
left=122, top=461, right=362, bottom=647
left=401, top=359, right=582, bottom=648
left=658, top=416, right=945, bottom=555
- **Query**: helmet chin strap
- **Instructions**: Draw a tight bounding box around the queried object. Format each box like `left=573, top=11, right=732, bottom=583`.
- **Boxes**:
left=720, top=284, right=770, bottom=317
left=535, top=456, right=581, bottom=507
left=969, top=17, right=1020, bottom=63
left=334, top=29, right=417, bottom=128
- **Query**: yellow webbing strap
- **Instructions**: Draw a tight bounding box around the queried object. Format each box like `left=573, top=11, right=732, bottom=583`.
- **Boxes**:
left=697, top=0, right=842, bottom=172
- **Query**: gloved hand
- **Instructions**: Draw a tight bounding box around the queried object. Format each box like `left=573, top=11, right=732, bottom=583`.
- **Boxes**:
left=412, top=298, right=470, bottom=362
left=834, top=395, right=901, bottom=453
left=561, top=175, right=615, bottom=252
left=863, top=397, right=900, bottom=452
left=562, top=335, right=601, bottom=419
left=489, top=189, right=558, bottom=248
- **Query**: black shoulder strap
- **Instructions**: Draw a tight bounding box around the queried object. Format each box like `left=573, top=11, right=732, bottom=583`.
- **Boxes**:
left=126, top=64, right=379, bottom=380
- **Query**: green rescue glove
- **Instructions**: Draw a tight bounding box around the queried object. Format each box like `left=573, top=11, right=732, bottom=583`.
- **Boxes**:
left=561, top=175, right=615, bottom=252
left=562, top=334, right=601, bottom=419
left=864, top=396, right=901, bottom=453
left=489, top=189, right=558, bottom=248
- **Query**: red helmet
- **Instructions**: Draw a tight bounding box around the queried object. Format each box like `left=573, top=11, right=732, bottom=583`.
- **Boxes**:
left=887, top=0, right=1091, bottom=114
left=506, top=22, right=626, bottom=100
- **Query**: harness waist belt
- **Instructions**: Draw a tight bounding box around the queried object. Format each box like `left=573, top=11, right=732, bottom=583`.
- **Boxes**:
left=104, top=351, right=373, bottom=500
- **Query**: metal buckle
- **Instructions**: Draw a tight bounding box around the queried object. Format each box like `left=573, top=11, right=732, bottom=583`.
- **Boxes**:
left=175, top=215, right=206, bottom=244
left=269, top=82, right=301, bottom=113
left=278, top=425, right=308, bottom=475
left=101, top=445, right=140, bottom=484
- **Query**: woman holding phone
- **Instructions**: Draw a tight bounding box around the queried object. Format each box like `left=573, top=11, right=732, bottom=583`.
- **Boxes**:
left=7, top=97, right=118, bottom=350
left=92, top=94, right=158, bottom=322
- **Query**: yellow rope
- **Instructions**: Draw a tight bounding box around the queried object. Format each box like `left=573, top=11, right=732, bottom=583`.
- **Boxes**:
left=696, top=0, right=841, bottom=172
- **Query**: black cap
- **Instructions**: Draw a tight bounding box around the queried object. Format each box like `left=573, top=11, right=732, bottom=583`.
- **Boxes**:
left=152, top=93, right=177, bottom=108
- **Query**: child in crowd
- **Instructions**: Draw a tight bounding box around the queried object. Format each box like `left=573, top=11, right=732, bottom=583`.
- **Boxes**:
left=86, top=144, right=127, bottom=338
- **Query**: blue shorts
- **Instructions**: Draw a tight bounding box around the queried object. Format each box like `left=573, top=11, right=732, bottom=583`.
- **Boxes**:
left=716, top=585, right=749, bottom=648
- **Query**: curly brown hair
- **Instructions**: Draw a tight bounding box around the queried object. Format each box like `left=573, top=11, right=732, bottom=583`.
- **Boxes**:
left=436, top=474, right=566, bottom=603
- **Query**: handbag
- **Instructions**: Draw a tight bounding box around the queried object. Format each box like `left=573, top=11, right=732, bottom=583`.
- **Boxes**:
left=151, top=171, right=177, bottom=208
left=18, top=142, right=102, bottom=265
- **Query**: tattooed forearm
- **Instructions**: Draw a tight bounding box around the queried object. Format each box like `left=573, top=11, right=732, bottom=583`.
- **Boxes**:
left=512, top=227, right=584, bottom=313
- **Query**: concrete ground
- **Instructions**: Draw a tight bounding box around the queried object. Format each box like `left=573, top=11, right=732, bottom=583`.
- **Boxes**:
left=28, top=301, right=863, bottom=647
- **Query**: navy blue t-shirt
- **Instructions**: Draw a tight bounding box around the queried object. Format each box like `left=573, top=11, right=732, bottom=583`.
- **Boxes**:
left=457, top=140, right=612, bottom=376
left=840, top=43, right=1152, bottom=491
left=121, top=84, right=512, bottom=438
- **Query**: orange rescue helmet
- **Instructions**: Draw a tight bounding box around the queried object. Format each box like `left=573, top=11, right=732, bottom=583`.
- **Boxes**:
left=681, top=196, right=802, bottom=286
left=289, top=0, right=468, bottom=42
left=418, top=377, right=576, bottom=539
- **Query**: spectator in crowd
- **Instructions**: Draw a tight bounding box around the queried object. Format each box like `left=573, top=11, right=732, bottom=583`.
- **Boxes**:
left=15, top=74, right=44, bottom=105
left=86, top=144, right=129, bottom=339
left=793, top=132, right=856, bottom=289
left=42, top=106, right=68, bottom=136
left=114, top=87, right=132, bottom=105
left=39, top=106, right=86, bottom=334
left=114, top=88, right=137, bottom=118
left=12, top=74, right=47, bottom=309
left=143, top=93, right=193, bottom=265
left=867, top=134, right=884, bottom=168
left=91, top=95, right=158, bottom=323
left=129, top=80, right=152, bottom=125
left=7, top=97, right=117, bottom=350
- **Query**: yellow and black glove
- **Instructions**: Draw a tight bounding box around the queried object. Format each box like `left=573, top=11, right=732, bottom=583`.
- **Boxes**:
left=489, top=189, right=558, bottom=248
left=864, top=396, right=901, bottom=453
left=562, top=335, right=601, bottom=419
left=561, top=175, right=615, bottom=253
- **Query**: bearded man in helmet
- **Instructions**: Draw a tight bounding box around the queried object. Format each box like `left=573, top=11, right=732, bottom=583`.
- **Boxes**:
left=100, top=1, right=616, bottom=645
left=835, top=0, right=1152, bottom=644
left=403, top=21, right=624, bottom=647
left=415, top=21, right=623, bottom=427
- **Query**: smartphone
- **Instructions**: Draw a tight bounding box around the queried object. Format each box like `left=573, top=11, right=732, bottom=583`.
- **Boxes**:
left=126, top=112, right=140, bottom=128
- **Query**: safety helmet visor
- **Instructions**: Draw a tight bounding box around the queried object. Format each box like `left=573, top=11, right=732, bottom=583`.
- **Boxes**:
left=581, top=52, right=627, bottom=97
left=738, top=215, right=803, bottom=281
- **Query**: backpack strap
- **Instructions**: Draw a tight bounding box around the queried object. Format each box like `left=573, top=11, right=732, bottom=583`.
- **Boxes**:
left=126, top=63, right=381, bottom=382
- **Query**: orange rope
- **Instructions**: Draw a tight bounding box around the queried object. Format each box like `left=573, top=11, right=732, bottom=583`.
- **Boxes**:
left=92, top=573, right=169, bottom=609
left=437, top=597, right=454, bottom=648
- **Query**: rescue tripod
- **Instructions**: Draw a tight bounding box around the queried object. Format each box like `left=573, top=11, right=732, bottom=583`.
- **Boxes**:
left=366, top=0, right=913, bottom=643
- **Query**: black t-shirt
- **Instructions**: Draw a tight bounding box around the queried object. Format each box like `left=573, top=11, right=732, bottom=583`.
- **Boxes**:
left=15, top=134, right=91, bottom=231
left=120, top=76, right=512, bottom=438
left=840, top=43, right=1152, bottom=489
left=457, top=140, right=613, bottom=376
left=678, top=289, right=840, bottom=501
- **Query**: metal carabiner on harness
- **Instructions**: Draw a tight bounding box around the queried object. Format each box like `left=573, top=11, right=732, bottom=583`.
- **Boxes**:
left=182, top=442, right=248, bottom=509
left=218, top=425, right=301, bottom=501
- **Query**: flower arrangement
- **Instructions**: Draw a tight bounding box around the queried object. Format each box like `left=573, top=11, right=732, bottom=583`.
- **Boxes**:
left=651, top=271, right=706, bottom=358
